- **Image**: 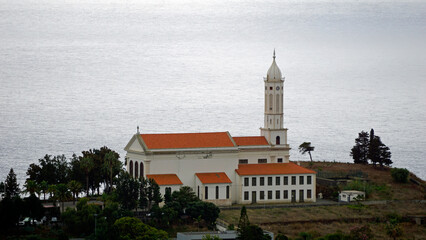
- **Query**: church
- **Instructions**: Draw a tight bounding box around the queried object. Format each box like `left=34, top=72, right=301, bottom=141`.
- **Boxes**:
left=124, top=52, right=316, bottom=206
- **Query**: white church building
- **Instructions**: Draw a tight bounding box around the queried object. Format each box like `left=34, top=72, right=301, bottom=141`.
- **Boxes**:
left=124, top=52, right=316, bottom=205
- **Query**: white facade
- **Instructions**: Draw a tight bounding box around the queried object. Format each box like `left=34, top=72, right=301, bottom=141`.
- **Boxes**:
left=124, top=52, right=316, bottom=205
left=339, top=190, right=365, bottom=202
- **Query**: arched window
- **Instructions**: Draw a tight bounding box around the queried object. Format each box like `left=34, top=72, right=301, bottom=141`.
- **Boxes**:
left=129, top=160, right=133, bottom=177
left=205, top=186, right=209, bottom=200
left=198, top=186, right=200, bottom=198
left=135, top=161, right=138, bottom=178
left=165, top=187, right=171, bottom=196
left=276, top=94, right=280, bottom=112
left=216, top=186, right=219, bottom=199
left=269, top=94, right=273, bottom=111
left=140, top=162, right=144, bottom=178
left=276, top=136, right=280, bottom=145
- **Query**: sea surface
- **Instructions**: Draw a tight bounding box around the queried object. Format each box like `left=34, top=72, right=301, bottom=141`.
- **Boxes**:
left=1, top=0, right=425, bottom=183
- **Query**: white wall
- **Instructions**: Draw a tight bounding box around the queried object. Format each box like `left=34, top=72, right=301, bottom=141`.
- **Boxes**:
left=237, top=173, right=316, bottom=204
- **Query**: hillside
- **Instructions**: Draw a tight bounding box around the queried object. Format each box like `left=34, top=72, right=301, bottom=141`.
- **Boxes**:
left=219, top=162, right=426, bottom=239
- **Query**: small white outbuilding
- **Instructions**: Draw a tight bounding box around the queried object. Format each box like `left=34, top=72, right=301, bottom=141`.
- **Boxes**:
left=339, top=190, right=365, bottom=202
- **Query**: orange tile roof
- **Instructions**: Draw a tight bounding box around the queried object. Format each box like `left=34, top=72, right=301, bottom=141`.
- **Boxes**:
left=196, top=172, right=232, bottom=184
left=233, top=136, right=269, bottom=146
left=235, top=162, right=316, bottom=176
left=146, top=174, right=183, bottom=185
left=141, top=132, right=235, bottom=149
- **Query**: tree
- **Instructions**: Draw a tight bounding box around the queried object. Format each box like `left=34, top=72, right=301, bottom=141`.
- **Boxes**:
left=5, top=168, right=20, bottom=198
left=187, top=201, right=220, bottom=229
left=237, top=206, right=250, bottom=237
left=24, top=179, right=39, bottom=197
left=112, top=217, right=168, bottom=240
left=239, top=225, right=271, bottom=240
left=368, top=134, right=392, bottom=167
left=391, top=168, right=409, bottom=183
left=351, top=131, right=369, bottom=164
left=68, top=180, right=83, bottom=204
left=56, top=183, right=71, bottom=212
left=80, top=156, right=95, bottom=196
left=39, top=180, right=48, bottom=200
left=299, top=142, right=314, bottom=162
left=147, top=178, right=162, bottom=209
left=116, top=171, right=140, bottom=210
left=103, top=151, right=120, bottom=193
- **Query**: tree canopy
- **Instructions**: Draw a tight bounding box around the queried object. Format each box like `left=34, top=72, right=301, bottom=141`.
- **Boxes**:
left=299, top=142, right=314, bottom=162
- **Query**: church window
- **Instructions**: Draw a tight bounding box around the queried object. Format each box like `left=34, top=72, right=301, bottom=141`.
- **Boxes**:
left=278, top=158, right=283, bottom=163
left=276, top=94, right=280, bottom=111
left=307, top=176, right=312, bottom=184
left=239, top=159, right=248, bottom=164
left=205, top=186, right=208, bottom=200
left=260, top=177, right=264, bottom=186
left=276, top=136, right=280, bottom=145
left=284, top=176, right=288, bottom=185
left=292, top=176, right=296, bottom=185
left=276, top=190, right=280, bottom=199
left=268, top=177, right=272, bottom=186
left=258, top=158, right=267, bottom=163
left=198, top=186, right=200, bottom=198
left=140, top=162, right=144, bottom=178
left=226, top=186, right=230, bottom=199
left=244, top=191, right=249, bottom=200
left=269, top=87, right=272, bottom=90
left=129, top=160, right=133, bottom=177
left=269, top=94, right=273, bottom=110
left=252, top=177, right=256, bottom=186
left=216, top=186, right=219, bottom=199
left=268, top=191, right=272, bottom=199
left=135, top=162, right=138, bottom=179
left=244, top=177, right=249, bottom=186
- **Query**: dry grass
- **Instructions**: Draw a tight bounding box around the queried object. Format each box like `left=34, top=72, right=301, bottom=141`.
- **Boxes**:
left=300, top=161, right=425, bottom=200
left=219, top=162, right=426, bottom=238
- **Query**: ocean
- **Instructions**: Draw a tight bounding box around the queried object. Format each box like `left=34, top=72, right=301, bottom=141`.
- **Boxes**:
left=1, top=0, right=425, bottom=183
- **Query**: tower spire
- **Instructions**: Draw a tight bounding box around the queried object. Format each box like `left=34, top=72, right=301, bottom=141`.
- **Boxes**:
left=273, top=49, right=276, bottom=59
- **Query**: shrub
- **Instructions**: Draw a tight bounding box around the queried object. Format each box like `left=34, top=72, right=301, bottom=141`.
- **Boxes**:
left=391, top=168, right=409, bottom=183
left=349, top=225, right=373, bottom=240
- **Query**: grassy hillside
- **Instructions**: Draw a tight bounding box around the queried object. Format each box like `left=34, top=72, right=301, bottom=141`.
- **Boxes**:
left=219, top=162, right=426, bottom=239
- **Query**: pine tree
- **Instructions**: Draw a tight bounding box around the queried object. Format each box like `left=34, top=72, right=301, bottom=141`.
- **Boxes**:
left=237, top=206, right=250, bottom=239
left=351, top=131, right=369, bottom=164
left=5, top=168, right=20, bottom=198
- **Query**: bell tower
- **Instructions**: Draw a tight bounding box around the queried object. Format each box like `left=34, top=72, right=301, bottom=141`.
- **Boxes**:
left=260, top=50, right=288, bottom=147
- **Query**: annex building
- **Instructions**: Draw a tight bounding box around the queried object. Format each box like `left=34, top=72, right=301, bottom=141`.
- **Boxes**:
left=124, top=52, right=316, bottom=206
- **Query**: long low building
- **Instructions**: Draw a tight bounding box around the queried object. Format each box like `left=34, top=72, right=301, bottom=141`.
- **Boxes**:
left=124, top=52, right=316, bottom=205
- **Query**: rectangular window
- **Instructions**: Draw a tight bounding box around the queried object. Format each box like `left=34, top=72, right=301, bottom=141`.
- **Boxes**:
left=244, top=191, right=249, bottom=200
left=260, top=191, right=265, bottom=200
left=260, top=177, right=265, bottom=186
left=226, top=186, right=230, bottom=199
left=216, top=186, right=219, bottom=199
left=244, top=177, right=249, bottom=187
left=291, top=176, right=296, bottom=185
left=268, top=177, right=273, bottom=186
left=284, top=176, right=288, bottom=185
left=307, top=176, right=312, bottom=185
left=276, top=190, right=280, bottom=199
left=252, top=177, right=257, bottom=186
left=258, top=158, right=267, bottom=164
left=276, top=176, right=280, bottom=185
left=277, top=158, right=283, bottom=163
left=307, top=190, right=312, bottom=199
left=205, top=186, right=208, bottom=200
left=239, top=159, right=248, bottom=164
left=299, top=176, right=304, bottom=185
left=284, top=190, right=288, bottom=199
left=268, top=191, right=272, bottom=199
